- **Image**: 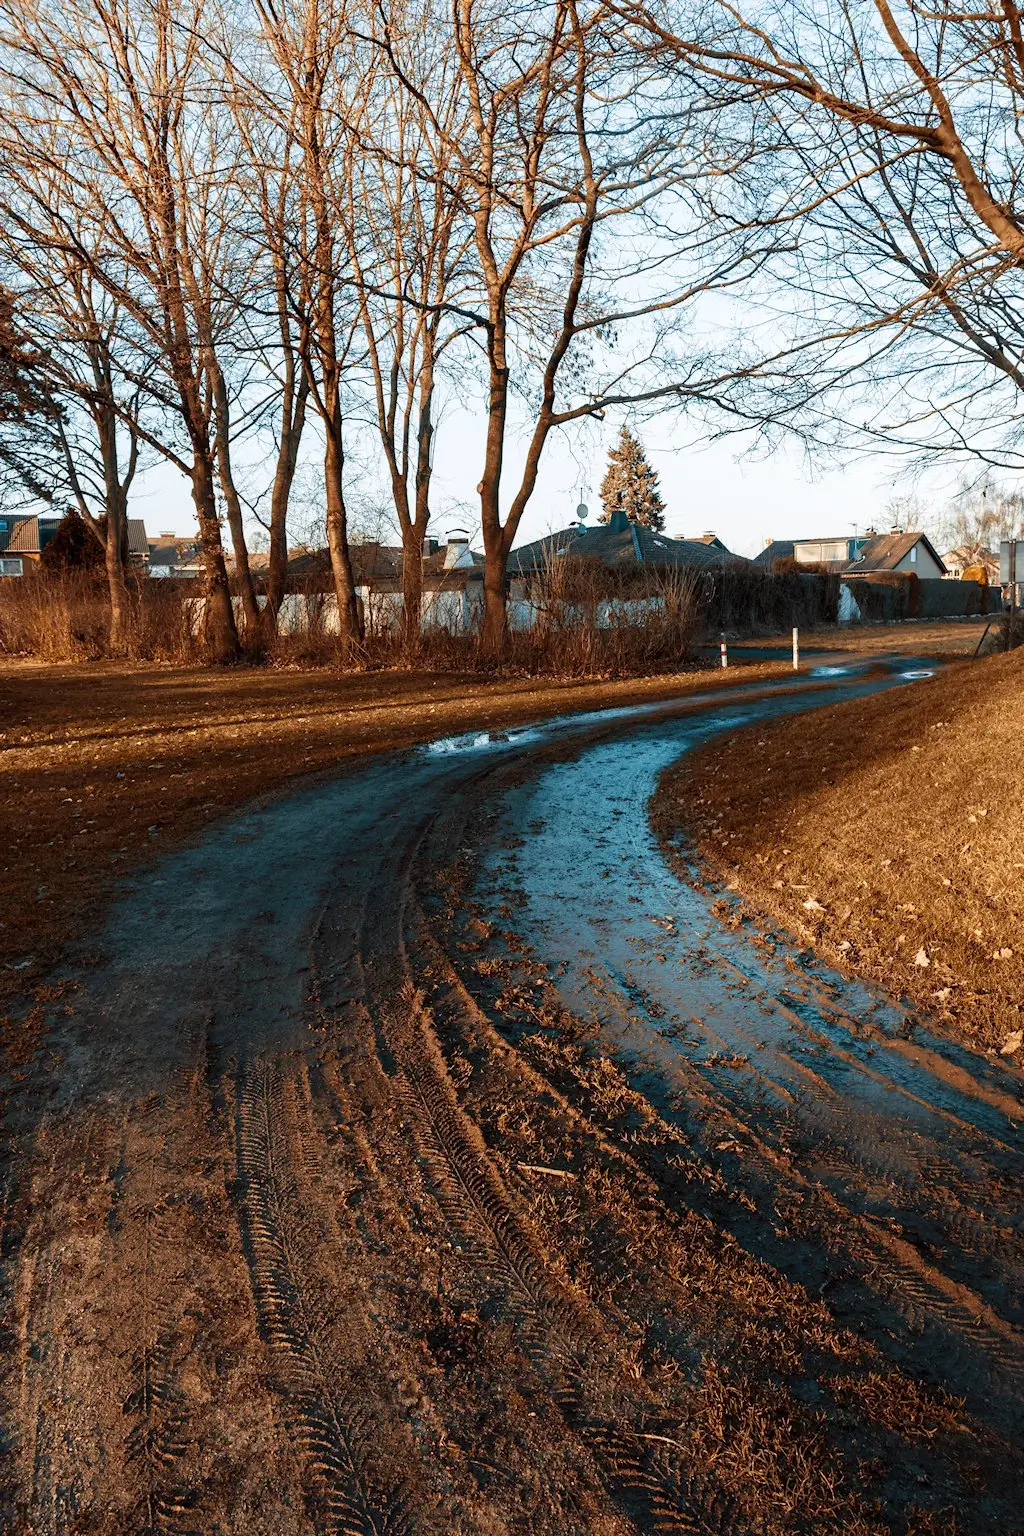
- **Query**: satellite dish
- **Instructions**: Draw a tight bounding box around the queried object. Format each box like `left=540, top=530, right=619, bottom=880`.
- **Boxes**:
left=576, top=502, right=589, bottom=521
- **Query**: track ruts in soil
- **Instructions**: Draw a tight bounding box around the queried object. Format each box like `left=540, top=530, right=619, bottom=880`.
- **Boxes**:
left=350, top=799, right=748, bottom=1536
left=235, top=1053, right=425, bottom=1536
left=403, top=719, right=1024, bottom=1529
left=7, top=667, right=1024, bottom=1533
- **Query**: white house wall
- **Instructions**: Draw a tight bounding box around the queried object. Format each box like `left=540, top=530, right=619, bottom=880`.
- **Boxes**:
left=894, top=546, right=946, bottom=579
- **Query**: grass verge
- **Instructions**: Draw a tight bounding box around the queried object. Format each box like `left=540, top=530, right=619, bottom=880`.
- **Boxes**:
left=654, top=649, right=1024, bottom=1060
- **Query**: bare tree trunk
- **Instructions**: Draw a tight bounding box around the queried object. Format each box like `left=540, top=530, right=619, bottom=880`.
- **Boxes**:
left=210, top=357, right=260, bottom=636
left=401, top=363, right=436, bottom=651
left=478, top=326, right=511, bottom=659
left=481, top=539, right=509, bottom=659
left=190, top=445, right=239, bottom=662
left=264, top=368, right=308, bottom=635
left=401, top=522, right=424, bottom=652
left=323, top=395, right=361, bottom=648
left=97, top=407, right=131, bottom=651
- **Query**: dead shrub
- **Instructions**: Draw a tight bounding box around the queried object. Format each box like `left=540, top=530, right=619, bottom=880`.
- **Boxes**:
left=0, top=566, right=204, bottom=662
left=0, top=566, right=108, bottom=659
left=509, top=554, right=702, bottom=676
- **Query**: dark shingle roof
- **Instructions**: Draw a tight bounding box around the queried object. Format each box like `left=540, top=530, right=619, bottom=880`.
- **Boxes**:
left=509, top=521, right=747, bottom=576
left=286, top=541, right=485, bottom=591
left=127, top=519, right=149, bottom=557
left=846, top=532, right=945, bottom=574
left=752, top=540, right=795, bottom=567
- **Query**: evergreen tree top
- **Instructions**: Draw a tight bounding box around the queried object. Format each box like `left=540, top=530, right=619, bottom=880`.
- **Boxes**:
left=598, top=426, right=666, bottom=532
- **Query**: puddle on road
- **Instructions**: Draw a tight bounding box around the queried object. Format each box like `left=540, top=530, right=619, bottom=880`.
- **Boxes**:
left=426, top=726, right=543, bottom=755
left=463, top=687, right=1024, bottom=1325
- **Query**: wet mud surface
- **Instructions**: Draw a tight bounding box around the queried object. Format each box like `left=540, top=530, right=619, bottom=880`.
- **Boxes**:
left=2, top=663, right=1022, bottom=1533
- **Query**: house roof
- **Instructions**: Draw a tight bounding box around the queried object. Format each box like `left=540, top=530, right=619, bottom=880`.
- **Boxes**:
left=286, top=541, right=485, bottom=591
left=4, top=515, right=60, bottom=554
left=509, top=519, right=747, bottom=576
left=752, top=540, right=795, bottom=567
left=127, top=519, right=149, bottom=557
left=846, top=531, right=946, bottom=575
left=148, top=539, right=204, bottom=572
left=687, top=533, right=732, bottom=552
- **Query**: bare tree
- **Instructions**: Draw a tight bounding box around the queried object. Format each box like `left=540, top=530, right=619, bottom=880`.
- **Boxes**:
left=51, top=283, right=143, bottom=650
left=0, top=284, right=58, bottom=496
left=619, top=0, right=1024, bottom=468
left=226, top=99, right=312, bottom=635
left=342, top=17, right=474, bottom=648
left=251, top=0, right=366, bottom=649
left=0, top=0, right=242, bottom=661
left=379, top=0, right=787, bottom=655
left=0, top=230, right=144, bottom=648
left=941, top=478, right=1024, bottom=562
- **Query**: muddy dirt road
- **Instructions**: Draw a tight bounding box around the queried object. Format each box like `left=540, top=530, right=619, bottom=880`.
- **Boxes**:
left=3, top=662, right=1022, bottom=1534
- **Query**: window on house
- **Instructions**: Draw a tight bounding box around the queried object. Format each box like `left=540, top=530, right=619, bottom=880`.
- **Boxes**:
left=910, top=546, right=917, bottom=564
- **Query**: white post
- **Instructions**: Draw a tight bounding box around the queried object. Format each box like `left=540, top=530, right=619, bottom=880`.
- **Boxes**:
left=792, top=626, right=799, bottom=671
left=720, top=636, right=728, bottom=669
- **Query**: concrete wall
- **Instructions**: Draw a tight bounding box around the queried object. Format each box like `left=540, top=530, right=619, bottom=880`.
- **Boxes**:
left=359, top=585, right=482, bottom=635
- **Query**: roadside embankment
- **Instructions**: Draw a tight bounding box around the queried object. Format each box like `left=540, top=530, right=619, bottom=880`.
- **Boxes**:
left=655, top=650, right=1024, bottom=1058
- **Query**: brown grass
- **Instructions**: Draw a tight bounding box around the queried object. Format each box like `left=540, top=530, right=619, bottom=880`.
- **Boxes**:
left=731, top=617, right=994, bottom=657
left=0, top=654, right=797, bottom=1016
left=0, top=568, right=202, bottom=662
left=655, top=649, right=1024, bottom=1056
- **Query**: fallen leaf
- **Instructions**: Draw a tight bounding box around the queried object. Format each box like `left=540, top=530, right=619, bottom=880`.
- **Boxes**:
left=914, top=948, right=930, bottom=969
left=932, top=988, right=951, bottom=1003
left=802, top=898, right=824, bottom=913
left=999, top=1031, right=1023, bottom=1056
left=992, top=948, right=1014, bottom=961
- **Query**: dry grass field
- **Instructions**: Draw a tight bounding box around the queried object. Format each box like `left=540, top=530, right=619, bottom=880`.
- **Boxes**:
left=657, top=648, right=1024, bottom=1057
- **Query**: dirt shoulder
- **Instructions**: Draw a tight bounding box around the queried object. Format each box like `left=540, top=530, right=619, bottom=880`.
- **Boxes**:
left=1, top=655, right=801, bottom=1012
left=654, top=649, right=1024, bottom=1059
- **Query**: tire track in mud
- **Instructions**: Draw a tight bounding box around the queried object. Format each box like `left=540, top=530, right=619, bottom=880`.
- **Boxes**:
left=234, top=1053, right=426, bottom=1536
left=624, top=960, right=1024, bottom=1340
left=395, top=731, right=1024, bottom=1524
left=15, top=1016, right=218, bottom=1536
left=458, top=738, right=1024, bottom=1420
left=602, top=934, right=1024, bottom=1392
left=547, top=912, right=1024, bottom=1418
left=399, top=815, right=1007, bottom=1531
left=120, top=1017, right=215, bottom=1536
left=333, top=764, right=745, bottom=1535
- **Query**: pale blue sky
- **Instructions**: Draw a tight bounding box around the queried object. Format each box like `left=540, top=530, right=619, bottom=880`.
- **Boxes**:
left=132, top=404, right=959, bottom=558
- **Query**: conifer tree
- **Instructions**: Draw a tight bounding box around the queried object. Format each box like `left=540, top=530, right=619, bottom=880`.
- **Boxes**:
left=599, top=426, right=666, bottom=531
